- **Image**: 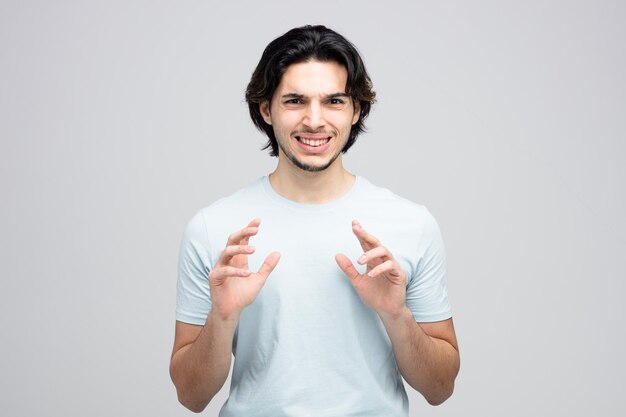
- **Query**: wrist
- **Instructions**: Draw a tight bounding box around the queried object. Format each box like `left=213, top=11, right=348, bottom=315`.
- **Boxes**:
left=208, top=307, right=242, bottom=325
left=378, top=306, right=411, bottom=326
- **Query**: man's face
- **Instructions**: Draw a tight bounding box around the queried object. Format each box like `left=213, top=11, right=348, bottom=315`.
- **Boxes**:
left=260, top=60, right=360, bottom=172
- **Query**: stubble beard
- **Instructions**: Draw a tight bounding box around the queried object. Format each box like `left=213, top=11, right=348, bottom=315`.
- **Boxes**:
left=277, top=135, right=344, bottom=172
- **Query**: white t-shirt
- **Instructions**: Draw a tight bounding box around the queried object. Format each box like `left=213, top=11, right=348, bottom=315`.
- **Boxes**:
left=176, top=176, right=452, bottom=416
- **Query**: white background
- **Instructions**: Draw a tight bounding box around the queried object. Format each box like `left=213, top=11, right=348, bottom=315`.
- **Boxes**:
left=1, top=1, right=624, bottom=415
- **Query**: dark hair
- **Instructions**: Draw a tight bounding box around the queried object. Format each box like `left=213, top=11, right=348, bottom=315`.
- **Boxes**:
left=245, top=25, right=376, bottom=157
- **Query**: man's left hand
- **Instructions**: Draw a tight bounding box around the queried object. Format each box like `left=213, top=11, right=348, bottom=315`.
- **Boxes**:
left=335, top=220, right=407, bottom=319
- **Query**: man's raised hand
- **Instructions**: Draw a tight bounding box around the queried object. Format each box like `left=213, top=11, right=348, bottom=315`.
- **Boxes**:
left=335, top=220, right=407, bottom=319
left=208, top=218, right=280, bottom=320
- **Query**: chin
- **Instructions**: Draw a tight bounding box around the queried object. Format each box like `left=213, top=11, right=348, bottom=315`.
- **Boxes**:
left=292, top=150, right=344, bottom=172
left=279, top=139, right=344, bottom=173
left=293, top=158, right=334, bottom=172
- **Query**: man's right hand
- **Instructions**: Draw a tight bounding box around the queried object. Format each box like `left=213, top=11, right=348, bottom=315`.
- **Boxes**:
left=208, top=218, right=280, bottom=320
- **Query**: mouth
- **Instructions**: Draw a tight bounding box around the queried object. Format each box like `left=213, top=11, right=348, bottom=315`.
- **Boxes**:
left=295, top=135, right=332, bottom=147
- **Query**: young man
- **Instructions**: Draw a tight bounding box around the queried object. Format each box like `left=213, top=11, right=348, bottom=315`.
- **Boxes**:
left=170, top=25, right=459, bottom=416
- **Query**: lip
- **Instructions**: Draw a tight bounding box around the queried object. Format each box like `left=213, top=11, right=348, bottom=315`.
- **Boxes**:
left=296, top=133, right=331, bottom=140
left=293, top=135, right=333, bottom=154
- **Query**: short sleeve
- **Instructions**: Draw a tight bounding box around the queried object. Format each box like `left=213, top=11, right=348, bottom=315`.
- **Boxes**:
left=176, top=210, right=213, bottom=325
left=405, top=208, right=453, bottom=322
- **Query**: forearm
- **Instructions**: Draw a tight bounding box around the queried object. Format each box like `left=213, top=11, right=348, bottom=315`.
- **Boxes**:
left=380, top=308, right=460, bottom=405
left=169, top=312, right=239, bottom=412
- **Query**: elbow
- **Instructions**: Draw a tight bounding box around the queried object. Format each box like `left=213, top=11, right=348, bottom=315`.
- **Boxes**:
left=177, top=394, right=209, bottom=414
left=170, top=367, right=211, bottom=413
left=426, top=393, right=451, bottom=407
left=182, top=402, right=207, bottom=414
left=425, top=381, right=455, bottom=406
left=424, top=350, right=460, bottom=406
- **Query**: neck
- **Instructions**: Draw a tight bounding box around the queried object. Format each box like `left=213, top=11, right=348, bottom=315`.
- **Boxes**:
left=269, top=155, right=356, bottom=204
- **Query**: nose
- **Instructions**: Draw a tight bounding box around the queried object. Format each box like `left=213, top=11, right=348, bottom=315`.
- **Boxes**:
left=303, top=101, right=325, bottom=130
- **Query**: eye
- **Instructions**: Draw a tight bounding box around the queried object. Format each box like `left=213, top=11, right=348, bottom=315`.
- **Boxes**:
left=285, top=98, right=303, bottom=104
left=329, top=98, right=344, bottom=105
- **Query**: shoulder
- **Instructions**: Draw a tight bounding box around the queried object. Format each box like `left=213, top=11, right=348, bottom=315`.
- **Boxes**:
left=190, top=178, right=266, bottom=229
left=197, top=178, right=265, bottom=218
left=354, top=177, right=437, bottom=230
left=183, top=178, right=267, bottom=245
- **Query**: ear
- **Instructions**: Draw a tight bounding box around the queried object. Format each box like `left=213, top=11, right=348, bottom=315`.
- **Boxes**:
left=260, top=101, right=272, bottom=125
left=351, top=101, right=361, bottom=125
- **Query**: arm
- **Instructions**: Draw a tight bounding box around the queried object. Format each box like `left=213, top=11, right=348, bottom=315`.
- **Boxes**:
left=379, top=312, right=459, bottom=405
left=169, top=316, right=238, bottom=412
left=169, top=218, right=280, bottom=412
left=336, top=220, right=459, bottom=405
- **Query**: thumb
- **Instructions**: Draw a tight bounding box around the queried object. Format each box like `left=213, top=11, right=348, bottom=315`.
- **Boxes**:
left=335, top=253, right=361, bottom=282
left=257, top=251, right=281, bottom=279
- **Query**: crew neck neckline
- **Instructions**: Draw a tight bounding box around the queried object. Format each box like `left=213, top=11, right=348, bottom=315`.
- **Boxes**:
left=261, top=175, right=363, bottom=212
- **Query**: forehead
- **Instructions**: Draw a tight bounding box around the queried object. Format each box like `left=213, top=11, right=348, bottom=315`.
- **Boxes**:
left=275, top=60, right=348, bottom=95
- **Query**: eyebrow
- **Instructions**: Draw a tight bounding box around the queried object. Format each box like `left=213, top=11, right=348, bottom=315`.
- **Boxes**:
left=327, top=93, right=350, bottom=99
left=281, top=93, right=304, bottom=100
left=280, top=92, right=350, bottom=100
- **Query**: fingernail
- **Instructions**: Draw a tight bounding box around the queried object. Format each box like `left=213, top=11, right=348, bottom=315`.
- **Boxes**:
left=246, top=246, right=254, bottom=252
left=358, top=255, right=367, bottom=264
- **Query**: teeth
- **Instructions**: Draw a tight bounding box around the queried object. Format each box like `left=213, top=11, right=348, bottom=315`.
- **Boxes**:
left=298, top=137, right=329, bottom=147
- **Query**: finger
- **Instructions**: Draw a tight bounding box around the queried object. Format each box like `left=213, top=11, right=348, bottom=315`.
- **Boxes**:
left=239, top=218, right=261, bottom=246
left=226, top=218, right=261, bottom=246
left=335, top=253, right=362, bottom=282
left=218, top=244, right=255, bottom=265
left=256, top=252, right=281, bottom=279
left=209, top=266, right=251, bottom=283
left=357, top=246, right=392, bottom=265
left=351, top=220, right=381, bottom=251
left=367, top=259, right=402, bottom=278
